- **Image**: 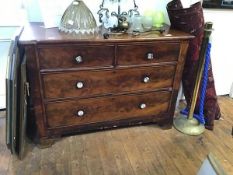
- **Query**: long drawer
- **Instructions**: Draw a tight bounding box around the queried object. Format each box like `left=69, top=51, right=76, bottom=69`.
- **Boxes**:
left=117, top=42, right=180, bottom=66
left=38, top=45, right=115, bottom=70
left=42, top=65, right=176, bottom=100
left=45, top=91, right=172, bottom=129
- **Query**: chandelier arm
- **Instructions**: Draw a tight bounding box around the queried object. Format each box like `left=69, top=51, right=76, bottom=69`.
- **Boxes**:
left=99, top=0, right=105, bottom=8
left=133, top=0, right=138, bottom=9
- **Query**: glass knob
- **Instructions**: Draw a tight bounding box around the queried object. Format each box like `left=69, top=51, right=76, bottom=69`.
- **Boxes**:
left=76, top=81, right=84, bottom=89
left=139, top=103, right=146, bottom=109
left=147, top=52, right=154, bottom=60
left=77, top=110, right=84, bottom=117
left=143, top=76, right=150, bottom=83
left=75, top=56, right=83, bottom=63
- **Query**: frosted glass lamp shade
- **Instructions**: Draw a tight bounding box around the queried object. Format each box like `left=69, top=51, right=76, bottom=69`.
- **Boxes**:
left=59, top=0, right=97, bottom=34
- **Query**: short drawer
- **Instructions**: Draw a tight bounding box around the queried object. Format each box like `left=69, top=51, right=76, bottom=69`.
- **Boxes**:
left=38, top=45, right=114, bottom=70
left=117, top=42, right=180, bottom=66
left=42, top=65, right=176, bottom=99
left=45, top=91, right=171, bottom=129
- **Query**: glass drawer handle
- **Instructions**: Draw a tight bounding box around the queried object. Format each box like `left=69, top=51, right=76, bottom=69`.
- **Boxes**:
left=143, top=76, right=150, bottom=83
left=139, top=103, right=146, bottom=109
left=147, top=53, right=154, bottom=60
left=76, top=81, right=84, bottom=89
left=75, top=56, right=83, bottom=63
left=76, top=110, right=85, bottom=117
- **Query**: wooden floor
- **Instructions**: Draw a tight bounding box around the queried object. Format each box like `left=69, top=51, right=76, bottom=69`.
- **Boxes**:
left=0, top=96, right=233, bottom=175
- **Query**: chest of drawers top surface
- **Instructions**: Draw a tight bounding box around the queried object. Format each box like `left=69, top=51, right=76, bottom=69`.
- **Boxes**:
left=19, top=23, right=193, bottom=44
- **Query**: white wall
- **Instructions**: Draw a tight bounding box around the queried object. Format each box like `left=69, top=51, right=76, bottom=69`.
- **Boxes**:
left=0, top=27, right=22, bottom=109
left=0, top=0, right=26, bottom=26
left=0, top=40, right=11, bottom=109
left=204, top=9, right=233, bottom=95
left=0, top=0, right=25, bottom=109
left=26, top=0, right=172, bottom=27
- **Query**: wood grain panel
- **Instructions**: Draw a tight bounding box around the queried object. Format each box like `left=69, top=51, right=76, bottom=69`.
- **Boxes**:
left=117, top=42, right=180, bottom=66
left=45, top=91, right=171, bottom=129
left=38, top=45, right=114, bottom=70
left=42, top=65, right=176, bottom=100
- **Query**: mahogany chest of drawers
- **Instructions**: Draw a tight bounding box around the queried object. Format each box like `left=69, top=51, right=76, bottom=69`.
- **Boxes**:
left=17, top=23, right=193, bottom=143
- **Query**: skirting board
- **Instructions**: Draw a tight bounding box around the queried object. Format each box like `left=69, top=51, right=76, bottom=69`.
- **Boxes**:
left=229, top=82, right=233, bottom=98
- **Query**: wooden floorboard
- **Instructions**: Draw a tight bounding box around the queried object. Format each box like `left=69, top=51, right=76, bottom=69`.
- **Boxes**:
left=0, top=96, right=233, bottom=175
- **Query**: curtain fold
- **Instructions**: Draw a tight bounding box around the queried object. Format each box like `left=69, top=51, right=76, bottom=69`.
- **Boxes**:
left=167, top=0, right=221, bottom=130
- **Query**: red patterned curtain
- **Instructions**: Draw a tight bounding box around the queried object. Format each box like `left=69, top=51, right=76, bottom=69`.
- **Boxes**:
left=167, top=0, right=221, bottom=130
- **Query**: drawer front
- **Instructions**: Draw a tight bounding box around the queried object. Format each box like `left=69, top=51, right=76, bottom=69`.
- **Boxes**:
left=46, top=91, right=171, bottom=128
left=117, top=42, right=180, bottom=66
left=38, top=45, right=114, bottom=69
left=42, top=65, right=176, bottom=99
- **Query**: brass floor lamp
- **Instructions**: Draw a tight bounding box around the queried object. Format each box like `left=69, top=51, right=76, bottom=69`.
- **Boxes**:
left=173, top=22, right=213, bottom=135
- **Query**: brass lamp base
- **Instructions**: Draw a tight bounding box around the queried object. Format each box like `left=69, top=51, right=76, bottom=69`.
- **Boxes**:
left=173, top=114, right=205, bottom=136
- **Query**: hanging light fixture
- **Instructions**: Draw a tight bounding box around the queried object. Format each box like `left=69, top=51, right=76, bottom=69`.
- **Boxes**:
left=97, top=0, right=140, bottom=32
left=59, top=0, right=97, bottom=35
